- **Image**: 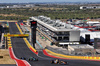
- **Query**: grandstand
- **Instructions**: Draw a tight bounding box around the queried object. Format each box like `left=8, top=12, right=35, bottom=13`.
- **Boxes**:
left=27, top=16, right=80, bottom=45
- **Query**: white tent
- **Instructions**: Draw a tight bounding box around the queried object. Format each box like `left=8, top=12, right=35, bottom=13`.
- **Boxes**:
left=80, top=32, right=100, bottom=42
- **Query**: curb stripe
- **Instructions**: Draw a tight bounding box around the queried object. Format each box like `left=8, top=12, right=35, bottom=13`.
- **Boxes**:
left=9, top=47, right=30, bottom=66
left=15, top=23, right=38, bottom=54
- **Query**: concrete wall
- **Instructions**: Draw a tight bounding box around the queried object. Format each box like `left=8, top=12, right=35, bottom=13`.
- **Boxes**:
left=74, top=48, right=94, bottom=54
left=69, top=31, right=80, bottom=41
left=68, top=45, right=95, bottom=55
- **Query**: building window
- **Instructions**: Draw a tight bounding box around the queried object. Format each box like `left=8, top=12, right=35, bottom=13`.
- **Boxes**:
left=56, top=32, right=62, bottom=35
left=64, top=32, right=69, bottom=34
left=58, top=37, right=62, bottom=40
left=53, top=37, right=57, bottom=40
left=59, top=32, right=62, bottom=34
left=64, top=37, right=69, bottom=40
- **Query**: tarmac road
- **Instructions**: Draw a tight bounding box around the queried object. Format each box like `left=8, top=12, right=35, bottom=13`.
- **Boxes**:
left=0, top=64, right=16, bottom=66
left=9, top=22, right=100, bottom=66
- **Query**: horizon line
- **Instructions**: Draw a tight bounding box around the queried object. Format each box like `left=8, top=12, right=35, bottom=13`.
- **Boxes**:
left=0, top=2, right=100, bottom=4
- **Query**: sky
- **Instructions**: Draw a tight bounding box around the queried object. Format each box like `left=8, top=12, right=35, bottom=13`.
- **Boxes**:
left=0, top=0, right=100, bottom=3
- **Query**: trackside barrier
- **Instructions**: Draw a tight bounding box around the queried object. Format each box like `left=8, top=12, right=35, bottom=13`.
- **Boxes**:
left=15, top=23, right=38, bottom=54
left=7, top=33, right=30, bottom=66
left=45, top=49, right=100, bottom=61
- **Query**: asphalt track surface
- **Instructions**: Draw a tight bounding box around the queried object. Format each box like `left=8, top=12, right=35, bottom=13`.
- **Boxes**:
left=9, top=22, right=100, bottom=66
left=0, top=64, right=16, bottom=66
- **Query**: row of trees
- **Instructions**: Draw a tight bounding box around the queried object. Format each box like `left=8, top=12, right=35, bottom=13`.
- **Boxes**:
left=0, top=16, right=28, bottom=20
left=0, top=5, right=100, bottom=20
